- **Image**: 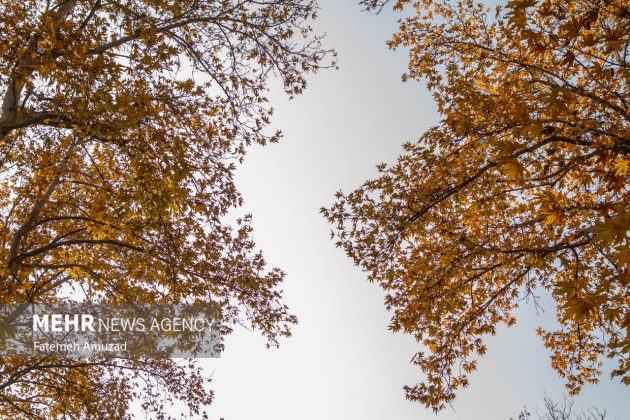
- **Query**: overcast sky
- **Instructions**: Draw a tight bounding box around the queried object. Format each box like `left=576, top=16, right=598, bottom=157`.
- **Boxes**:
left=196, top=2, right=628, bottom=419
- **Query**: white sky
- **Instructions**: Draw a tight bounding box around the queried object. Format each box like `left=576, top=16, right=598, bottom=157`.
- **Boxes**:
left=197, top=2, right=629, bottom=419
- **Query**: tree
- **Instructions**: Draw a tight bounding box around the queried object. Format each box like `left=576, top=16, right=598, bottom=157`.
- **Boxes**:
left=514, top=394, right=608, bottom=420
left=0, top=0, right=333, bottom=418
left=538, top=395, right=607, bottom=420
left=324, top=0, right=629, bottom=412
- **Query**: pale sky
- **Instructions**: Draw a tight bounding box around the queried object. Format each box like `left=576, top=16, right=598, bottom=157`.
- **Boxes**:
left=196, top=2, right=628, bottom=419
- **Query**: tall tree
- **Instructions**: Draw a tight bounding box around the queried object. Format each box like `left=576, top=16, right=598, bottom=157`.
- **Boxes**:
left=0, top=0, right=333, bottom=417
left=325, top=0, right=629, bottom=412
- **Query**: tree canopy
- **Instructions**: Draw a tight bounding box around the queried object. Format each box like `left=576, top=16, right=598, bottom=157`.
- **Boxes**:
left=0, top=0, right=332, bottom=418
left=325, top=0, right=629, bottom=411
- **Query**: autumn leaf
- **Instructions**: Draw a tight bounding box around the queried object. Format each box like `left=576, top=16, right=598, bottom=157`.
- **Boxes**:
left=329, top=0, right=629, bottom=412
left=0, top=0, right=333, bottom=417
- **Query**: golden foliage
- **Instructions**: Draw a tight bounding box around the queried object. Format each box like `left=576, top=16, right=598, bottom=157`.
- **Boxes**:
left=0, top=0, right=333, bottom=418
left=329, top=0, right=629, bottom=411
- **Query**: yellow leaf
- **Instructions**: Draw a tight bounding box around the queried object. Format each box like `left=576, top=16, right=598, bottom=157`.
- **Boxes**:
left=613, top=158, right=628, bottom=176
